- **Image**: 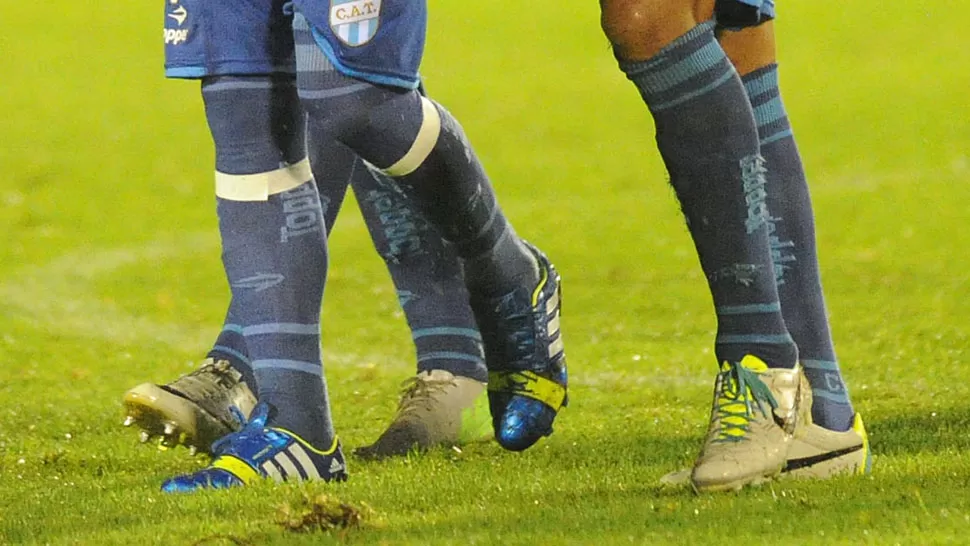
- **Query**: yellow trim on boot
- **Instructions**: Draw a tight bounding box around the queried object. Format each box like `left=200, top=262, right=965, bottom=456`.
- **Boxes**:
left=269, top=428, right=340, bottom=456
left=531, top=266, right=549, bottom=306
left=211, top=455, right=260, bottom=485
left=488, top=370, right=566, bottom=410
left=739, top=354, right=769, bottom=372
left=715, top=356, right=774, bottom=441
left=852, top=413, right=872, bottom=475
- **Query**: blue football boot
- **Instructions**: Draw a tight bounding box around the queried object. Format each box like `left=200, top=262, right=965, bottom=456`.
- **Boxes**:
left=472, top=242, right=568, bottom=451
left=161, top=403, right=347, bottom=493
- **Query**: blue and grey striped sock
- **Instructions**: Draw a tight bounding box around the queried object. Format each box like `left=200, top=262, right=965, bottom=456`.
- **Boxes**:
left=352, top=163, right=487, bottom=382
left=742, top=64, right=855, bottom=430
left=620, top=23, right=797, bottom=369
left=203, top=75, right=335, bottom=448
left=293, top=117, right=487, bottom=383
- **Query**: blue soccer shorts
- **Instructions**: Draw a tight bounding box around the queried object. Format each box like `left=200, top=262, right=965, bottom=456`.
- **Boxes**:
left=164, top=0, right=295, bottom=78
left=293, top=0, right=427, bottom=89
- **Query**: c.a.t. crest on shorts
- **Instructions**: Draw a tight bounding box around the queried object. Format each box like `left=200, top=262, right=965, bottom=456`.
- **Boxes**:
left=295, top=0, right=427, bottom=89
left=329, top=0, right=382, bottom=46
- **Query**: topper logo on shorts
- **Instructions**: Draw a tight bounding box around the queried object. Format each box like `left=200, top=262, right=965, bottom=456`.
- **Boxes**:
left=163, top=2, right=189, bottom=45
left=329, top=0, right=382, bottom=46
left=167, top=5, right=188, bottom=26
left=164, top=28, right=189, bottom=45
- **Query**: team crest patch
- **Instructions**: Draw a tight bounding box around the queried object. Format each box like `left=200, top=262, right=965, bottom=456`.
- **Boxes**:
left=329, top=0, right=382, bottom=46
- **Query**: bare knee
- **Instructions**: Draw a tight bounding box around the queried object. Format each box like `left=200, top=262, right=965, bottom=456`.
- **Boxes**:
left=601, top=0, right=714, bottom=60
left=719, top=21, right=777, bottom=76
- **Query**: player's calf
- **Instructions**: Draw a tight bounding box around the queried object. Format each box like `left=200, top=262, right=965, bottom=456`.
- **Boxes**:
left=293, top=12, right=568, bottom=451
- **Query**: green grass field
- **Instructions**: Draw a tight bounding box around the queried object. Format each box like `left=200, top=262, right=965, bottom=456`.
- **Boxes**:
left=2, top=1, right=970, bottom=544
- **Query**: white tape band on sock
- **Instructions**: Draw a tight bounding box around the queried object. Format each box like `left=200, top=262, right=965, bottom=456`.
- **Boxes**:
left=215, top=158, right=312, bottom=201
left=381, top=97, right=441, bottom=177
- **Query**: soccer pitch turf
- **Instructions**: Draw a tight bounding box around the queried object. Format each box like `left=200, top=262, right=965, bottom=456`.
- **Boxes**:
left=2, top=1, right=969, bottom=544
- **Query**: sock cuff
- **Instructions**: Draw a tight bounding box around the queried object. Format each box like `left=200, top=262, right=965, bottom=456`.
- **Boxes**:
left=201, top=75, right=296, bottom=94
left=741, top=63, right=780, bottom=100
left=740, top=64, right=792, bottom=143
left=619, top=21, right=735, bottom=110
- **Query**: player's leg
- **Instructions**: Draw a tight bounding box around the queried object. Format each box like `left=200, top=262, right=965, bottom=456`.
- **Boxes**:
left=123, top=0, right=280, bottom=453
left=332, top=146, right=490, bottom=458
left=125, top=32, right=489, bottom=459
left=291, top=4, right=566, bottom=451
left=162, top=73, right=347, bottom=493
left=720, top=21, right=870, bottom=477
left=127, top=80, right=373, bottom=457
left=601, top=0, right=799, bottom=491
left=129, top=0, right=346, bottom=492
left=306, top=134, right=493, bottom=456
